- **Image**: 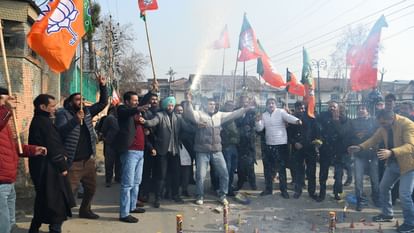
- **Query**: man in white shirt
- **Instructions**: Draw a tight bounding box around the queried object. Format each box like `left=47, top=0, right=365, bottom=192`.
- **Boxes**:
left=256, top=98, right=301, bottom=198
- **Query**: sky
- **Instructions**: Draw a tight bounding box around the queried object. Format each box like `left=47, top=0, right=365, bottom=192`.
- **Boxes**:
left=80, top=0, right=414, bottom=82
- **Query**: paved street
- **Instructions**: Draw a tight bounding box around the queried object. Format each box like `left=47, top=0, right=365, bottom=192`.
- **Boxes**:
left=14, top=160, right=404, bottom=233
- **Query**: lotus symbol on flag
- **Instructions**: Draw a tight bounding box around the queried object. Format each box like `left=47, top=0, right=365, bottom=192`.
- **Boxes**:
left=241, top=32, right=255, bottom=52
left=144, top=0, right=154, bottom=6
left=47, top=0, right=79, bottom=46
left=37, top=0, right=54, bottom=21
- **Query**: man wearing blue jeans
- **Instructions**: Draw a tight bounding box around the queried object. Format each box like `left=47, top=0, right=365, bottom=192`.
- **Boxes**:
left=0, top=87, right=46, bottom=233
left=349, top=110, right=414, bottom=233
left=183, top=95, right=252, bottom=205
left=116, top=91, right=148, bottom=223
left=349, top=104, right=379, bottom=211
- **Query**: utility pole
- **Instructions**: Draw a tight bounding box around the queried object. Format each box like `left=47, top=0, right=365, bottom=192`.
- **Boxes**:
left=166, top=67, right=176, bottom=96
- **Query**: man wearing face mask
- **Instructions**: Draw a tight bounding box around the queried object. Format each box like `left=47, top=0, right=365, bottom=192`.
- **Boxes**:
left=55, top=76, right=108, bottom=219
left=288, top=101, right=320, bottom=200
left=139, top=96, right=189, bottom=208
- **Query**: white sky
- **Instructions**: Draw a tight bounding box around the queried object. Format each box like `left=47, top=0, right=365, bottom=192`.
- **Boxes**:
left=93, top=0, right=414, bottom=81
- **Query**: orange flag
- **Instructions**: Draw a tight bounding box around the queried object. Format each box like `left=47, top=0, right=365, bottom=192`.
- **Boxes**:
left=27, top=0, right=92, bottom=73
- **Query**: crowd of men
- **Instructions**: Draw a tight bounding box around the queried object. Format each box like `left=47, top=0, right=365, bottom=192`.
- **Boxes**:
left=1, top=78, right=414, bottom=232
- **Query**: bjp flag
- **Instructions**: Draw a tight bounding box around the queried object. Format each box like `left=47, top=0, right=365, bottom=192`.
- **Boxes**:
left=27, top=0, right=92, bottom=73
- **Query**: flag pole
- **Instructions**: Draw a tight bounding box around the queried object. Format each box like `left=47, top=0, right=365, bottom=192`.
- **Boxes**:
left=0, top=20, right=23, bottom=154
left=232, top=50, right=240, bottom=101
left=285, top=68, right=289, bottom=110
left=79, top=40, right=84, bottom=125
left=143, top=13, right=157, bottom=89
left=219, top=48, right=226, bottom=104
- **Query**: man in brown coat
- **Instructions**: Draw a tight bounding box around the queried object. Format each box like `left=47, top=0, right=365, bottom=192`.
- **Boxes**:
left=348, top=110, right=414, bottom=233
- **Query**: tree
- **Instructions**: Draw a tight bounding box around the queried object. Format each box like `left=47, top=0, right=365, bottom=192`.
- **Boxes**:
left=329, top=25, right=368, bottom=100
left=85, top=1, right=101, bottom=71
left=95, top=15, right=148, bottom=94
left=329, top=25, right=368, bottom=80
left=118, top=51, right=148, bottom=94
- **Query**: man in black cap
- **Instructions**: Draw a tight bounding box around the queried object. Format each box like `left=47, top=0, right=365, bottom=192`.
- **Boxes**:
left=55, top=76, right=107, bottom=219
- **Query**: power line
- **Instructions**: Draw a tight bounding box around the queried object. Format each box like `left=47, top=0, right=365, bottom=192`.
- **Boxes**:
left=384, top=25, right=414, bottom=40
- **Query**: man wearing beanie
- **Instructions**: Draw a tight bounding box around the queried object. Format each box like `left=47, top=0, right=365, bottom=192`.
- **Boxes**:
left=139, top=96, right=190, bottom=208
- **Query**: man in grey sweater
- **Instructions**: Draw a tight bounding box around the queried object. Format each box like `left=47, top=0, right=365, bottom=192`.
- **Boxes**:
left=183, top=94, right=253, bottom=205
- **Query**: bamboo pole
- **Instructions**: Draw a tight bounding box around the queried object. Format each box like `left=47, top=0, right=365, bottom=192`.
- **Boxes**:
left=80, top=41, right=84, bottom=125
left=232, top=50, right=240, bottom=101
left=0, top=20, right=23, bottom=154
left=143, top=14, right=157, bottom=90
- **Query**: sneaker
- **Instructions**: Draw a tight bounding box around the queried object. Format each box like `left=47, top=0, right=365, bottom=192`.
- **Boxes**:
left=293, top=192, right=301, bottom=199
left=398, top=223, right=414, bottom=233
left=130, top=208, right=145, bottom=214
left=334, top=193, right=341, bottom=201
left=372, top=214, right=394, bottom=222
left=195, top=199, right=203, bottom=205
left=219, top=197, right=229, bottom=205
left=119, top=215, right=138, bottom=223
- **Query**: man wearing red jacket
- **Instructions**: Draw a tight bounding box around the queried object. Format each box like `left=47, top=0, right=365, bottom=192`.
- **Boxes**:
left=0, top=87, right=46, bottom=233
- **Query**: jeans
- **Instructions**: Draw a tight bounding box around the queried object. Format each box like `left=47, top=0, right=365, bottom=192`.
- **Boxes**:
left=0, top=183, right=15, bottom=233
left=195, top=152, right=229, bottom=199
left=354, top=151, right=379, bottom=204
left=120, top=150, right=144, bottom=218
left=223, top=145, right=238, bottom=191
left=379, top=161, right=414, bottom=225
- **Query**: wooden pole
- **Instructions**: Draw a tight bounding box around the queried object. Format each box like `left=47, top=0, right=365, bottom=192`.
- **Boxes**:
left=80, top=41, right=84, bottom=125
left=0, top=20, right=23, bottom=154
left=221, top=48, right=226, bottom=76
left=143, top=14, right=157, bottom=90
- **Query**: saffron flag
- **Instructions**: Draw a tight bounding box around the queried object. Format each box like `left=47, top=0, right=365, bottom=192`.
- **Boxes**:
left=213, top=25, right=230, bottom=49
left=111, top=88, right=120, bottom=106
left=27, top=0, right=92, bottom=73
left=238, top=14, right=261, bottom=62
left=347, top=15, right=387, bottom=91
left=301, top=47, right=315, bottom=118
left=256, top=40, right=285, bottom=88
left=286, top=70, right=305, bottom=96
left=138, top=0, right=158, bottom=21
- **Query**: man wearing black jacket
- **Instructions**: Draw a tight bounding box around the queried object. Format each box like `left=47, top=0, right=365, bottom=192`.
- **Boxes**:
left=55, top=76, right=107, bottom=219
left=288, top=101, right=320, bottom=200
left=28, top=94, right=75, bottom=233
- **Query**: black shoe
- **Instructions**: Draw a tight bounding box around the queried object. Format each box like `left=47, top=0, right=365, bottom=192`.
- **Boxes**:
left=119, top=215, right=139, bottom=223
left=334, top=193, right=341, bottom=200
left=372, top=214, right=394, bottom=222
left=139, top=194, right=149, bottom=203
left=260, top=190, right=272, bottom=196
left=173, top=196, right=185, bottom=204
left=281, top=191, right=290, bottom=199
left=182, top=190, right=190, bottom=197
left=105, top=182, right=111, bottom=188
left=227, top=191, right=236, bottom=197
left=130, top=208, right=146, bottom=213
left=79, top=210, right=100, bottom=219
left=250, top=183, right=257, bottom=190
left=355, top=203, right=362, bottom=212
left=398, top=223, right=414, bottom=233
left=153, top=200, right=160, bottom=208
left=136, top=201, right=145, bottom=208
left=316, top=194, right=325, bottom=202
left=293, top=192, right=301, bottom=199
